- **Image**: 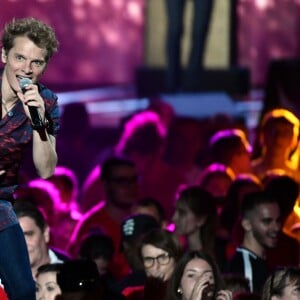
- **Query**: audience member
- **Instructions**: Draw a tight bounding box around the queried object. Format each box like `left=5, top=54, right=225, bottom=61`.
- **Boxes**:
left=116, top=110, right=185, bottom=220
left=78, top=229, right=118, bottom=295
left=131, top=197, right=167, bottom=228
left=222, top=273, right=250, bottom=297
left=226, top=191, right=281, bottom=293
left=198, top=163, right=236, bottom=215
left=113, top=214, right=160, bottom=298
left=140, top=228, right=183, bottom=281
left=252, top=108, right=300, bottom=182
left=261, top=267, right=300, bottom=300
left=68, top=156, right=139, bottom=279
left=14, top=201, right=69, bottom=279
left=172, top=185, right=227, bottom=271
left=263, top=173, right=300, bottom=268
left=14, top=178, right=60, bottom=229
left=166, top=250, right=232, bottom=300
left=220, top=174, right=263, bottom=244
left=35, top=263, right=62, bottom=300
left=81, top=110, right=185, bottom=220
left=46, top=166, right=81, bottom=251
left=47, top=166, right=80, bottom=214
left=208, top=129, right=253, bottom=176
left=139, top=228, right=183, bottom=300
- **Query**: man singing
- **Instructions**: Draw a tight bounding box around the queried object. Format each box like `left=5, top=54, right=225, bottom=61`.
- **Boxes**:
left=0, top=17, right=59, bottom=299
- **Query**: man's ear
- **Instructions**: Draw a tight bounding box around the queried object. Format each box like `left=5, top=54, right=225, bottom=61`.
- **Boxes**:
left=241, top=218, right=252, bottom=232
left=43, top=225, right=50, bottom=243
left=1, top=48, right=7, bottom=63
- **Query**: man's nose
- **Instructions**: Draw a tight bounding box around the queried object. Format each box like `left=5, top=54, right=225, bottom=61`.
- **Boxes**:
left=152, top=260, right=160, bottom=270
left=22, top=61, right=33, bottom=74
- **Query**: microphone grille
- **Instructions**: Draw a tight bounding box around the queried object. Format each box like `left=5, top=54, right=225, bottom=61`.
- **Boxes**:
left=20, top=78, right=32, bottom=89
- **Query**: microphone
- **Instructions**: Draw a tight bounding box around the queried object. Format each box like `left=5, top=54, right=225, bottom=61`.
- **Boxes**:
left=19, top=78, right=44, bottom=129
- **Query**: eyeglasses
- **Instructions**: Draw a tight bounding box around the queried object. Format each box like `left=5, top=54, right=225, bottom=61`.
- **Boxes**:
left=143, top=253, right=171, bottom=268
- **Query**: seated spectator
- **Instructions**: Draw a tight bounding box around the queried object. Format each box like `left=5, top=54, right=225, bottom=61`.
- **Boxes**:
left=208, top=128, right=252, bottom=176
left=35, top=263, right=62, bottom=300
left=14, top=201, right=69, bottom=279
left=166, top=250, right=232, bottom=300
left=261, top=267, right=300, bottom=300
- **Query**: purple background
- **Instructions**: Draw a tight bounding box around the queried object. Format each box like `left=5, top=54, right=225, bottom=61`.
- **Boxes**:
left=0, top=0, right=145, bottom=90
left=1, top=0, right=300, bottom=88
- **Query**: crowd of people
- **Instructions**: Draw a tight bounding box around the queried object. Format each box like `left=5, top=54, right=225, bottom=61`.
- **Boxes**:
left=1, top=15, right=300, bottom=300
left=14, top=99, right=300, bottom=300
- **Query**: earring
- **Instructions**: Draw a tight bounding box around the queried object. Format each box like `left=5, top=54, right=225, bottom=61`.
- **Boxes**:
left=177, top=287, right=183, bottom=294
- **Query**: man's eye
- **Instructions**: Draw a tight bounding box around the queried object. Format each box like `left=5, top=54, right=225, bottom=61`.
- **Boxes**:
left=32, top=60, right=45, bottom=67
left=16, top=55, right=24, bottom=61
left=24, top=232, right=34, bottom=237
left=262, top=219, right=271, bottom=225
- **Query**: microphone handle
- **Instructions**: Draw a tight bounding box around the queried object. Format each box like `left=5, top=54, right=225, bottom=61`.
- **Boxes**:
left=28, top=106, right=44, bottom=129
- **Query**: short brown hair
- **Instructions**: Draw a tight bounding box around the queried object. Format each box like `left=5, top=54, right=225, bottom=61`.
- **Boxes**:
left=2, top=17, right=59, bottom=62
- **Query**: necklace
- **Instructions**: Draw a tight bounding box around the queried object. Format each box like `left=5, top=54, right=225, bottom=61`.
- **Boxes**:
left=1, top=99, right=14, bottom=117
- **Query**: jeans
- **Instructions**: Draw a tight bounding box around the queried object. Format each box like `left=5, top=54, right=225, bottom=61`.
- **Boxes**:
left=165, top=0, right=214, bottom=90
left=0, top=224, right=36, bottom=300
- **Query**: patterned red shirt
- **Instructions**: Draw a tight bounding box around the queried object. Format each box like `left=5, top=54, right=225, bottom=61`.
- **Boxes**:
left=0, top=82, right=59, bottom=201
